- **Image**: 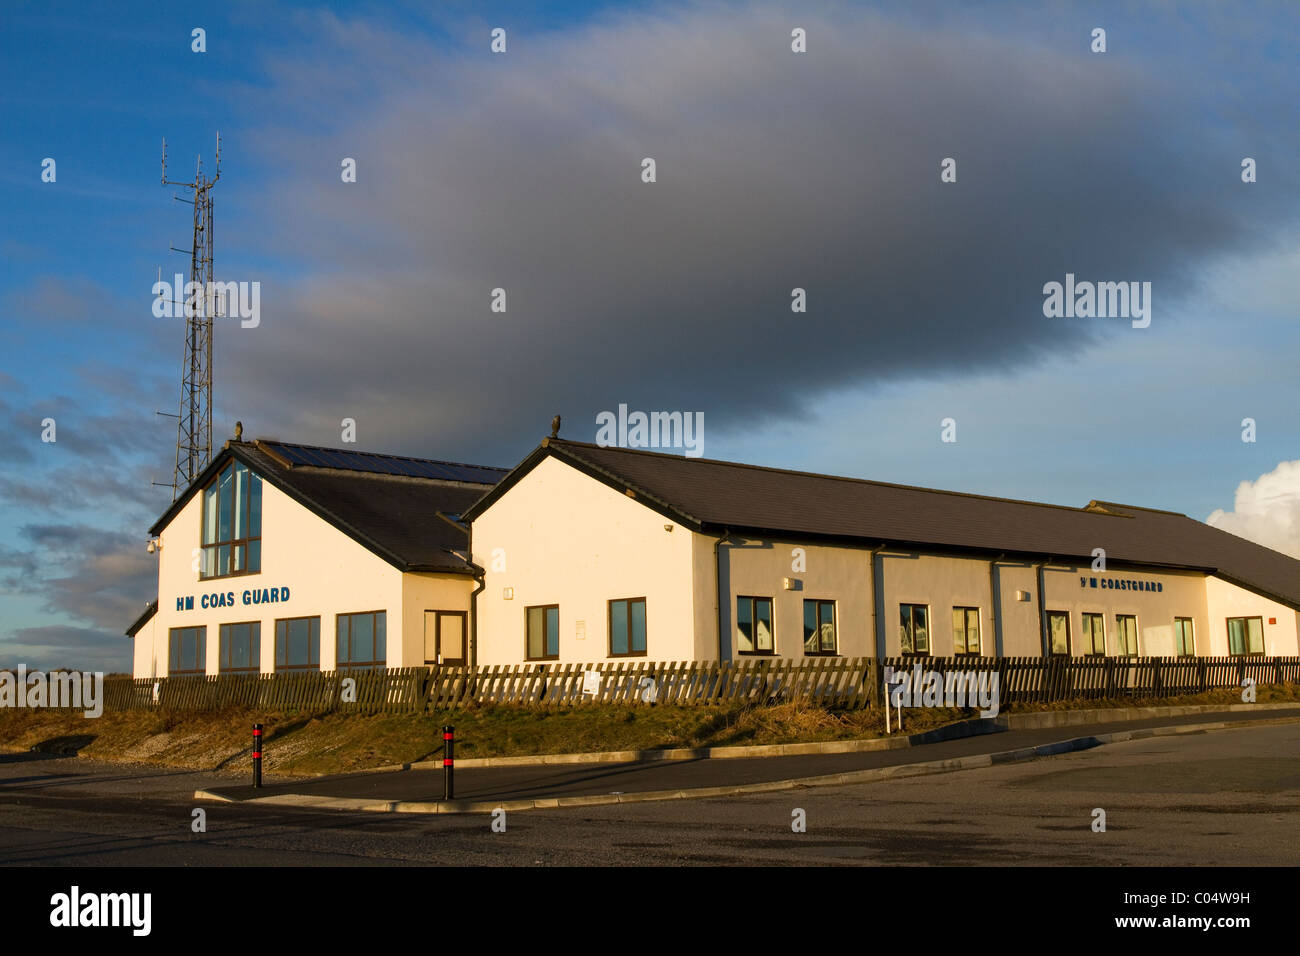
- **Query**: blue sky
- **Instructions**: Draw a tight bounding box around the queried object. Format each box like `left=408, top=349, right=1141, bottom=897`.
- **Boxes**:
left=2, top=0, right=1299, bottom=671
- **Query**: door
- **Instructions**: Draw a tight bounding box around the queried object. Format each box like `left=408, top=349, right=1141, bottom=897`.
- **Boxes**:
left=424, top=610, right=467, bottom=665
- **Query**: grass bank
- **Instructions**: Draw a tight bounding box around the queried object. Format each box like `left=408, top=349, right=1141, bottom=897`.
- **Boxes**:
left=0, top=683, right=1295, bottom=778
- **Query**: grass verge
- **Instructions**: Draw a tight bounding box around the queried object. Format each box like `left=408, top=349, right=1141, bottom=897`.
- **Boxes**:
left=0, top=683, right=1294, bottom=778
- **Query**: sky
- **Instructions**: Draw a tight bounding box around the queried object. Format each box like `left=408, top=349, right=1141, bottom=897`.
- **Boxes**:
left=1, top=0, right=1299, bottom=673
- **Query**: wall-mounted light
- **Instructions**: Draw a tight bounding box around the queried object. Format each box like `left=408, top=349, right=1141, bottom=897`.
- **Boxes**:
left=503, top=587, right=514, bottom=600
left=664, top=524, right=674, bottom=532
left=783, top=577, right=802, bottom=591
left=146, top=537, right=162, bottom=554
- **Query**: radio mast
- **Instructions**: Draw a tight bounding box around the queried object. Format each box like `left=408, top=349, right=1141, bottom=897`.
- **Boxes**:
left=160, top=133, right=221, bottom=499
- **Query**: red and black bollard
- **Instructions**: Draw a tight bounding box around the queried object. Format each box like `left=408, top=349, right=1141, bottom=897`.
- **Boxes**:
left=252, top=723, right=263, bottom=788
left=443, top=725, right=455, bottom=800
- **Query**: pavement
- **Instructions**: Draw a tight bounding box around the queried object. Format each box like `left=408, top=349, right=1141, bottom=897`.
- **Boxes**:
left=198, top=705, right=1300, bottom=812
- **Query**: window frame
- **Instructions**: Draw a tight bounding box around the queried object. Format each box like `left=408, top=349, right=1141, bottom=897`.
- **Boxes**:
left=336, top=610, right=387, bottom=670
left=426, top=609, right=468, bottom=666
left=803, top=599, right=838, bottom=657
left=607, top=597, right=647, bottom=658
left=1174, top=617, right=1195, bottom=657
left=525, top=604, right=561, bottom=661
left=951, top=606, right=980, bottom=656
left=199, top=460, right=263, bottom=581
left=168, top=625, right=206, bottom=675
left=736, top=595, right=775, bottom=656
left=1114, top=613, right=1139, bottom=658
left=1081, top=612, right=1106, bottom=657
left=274, top=616, right=321, bottom=671
left=1047, top=610, right=1071, bottom=656
left=1226, top=616, right=1265, bottom=657
left=218, top=620, right=261, bottom=673
left=899, top=603, right=930, bottom=657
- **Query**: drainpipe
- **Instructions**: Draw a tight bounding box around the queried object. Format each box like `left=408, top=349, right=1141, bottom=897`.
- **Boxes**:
left=714, top=528, right=732, bottom=661
left=869, top=543, right=886, bottom=660
left=440, top=510, right=485, bottom=667
left=1035, top=557, right=1051, bottom=656
left=990, top=553, right=1005, bottom=657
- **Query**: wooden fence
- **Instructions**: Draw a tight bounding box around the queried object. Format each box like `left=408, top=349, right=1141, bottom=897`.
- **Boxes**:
left=63, top=655, right=1300, bottom=714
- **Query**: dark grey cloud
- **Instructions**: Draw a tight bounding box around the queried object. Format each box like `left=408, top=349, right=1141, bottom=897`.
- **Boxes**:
left=3, top=625, right=132, bottom=674
left=5, top=523, right=155, bottom=632
left=202, top=2, right=1299, bottom=465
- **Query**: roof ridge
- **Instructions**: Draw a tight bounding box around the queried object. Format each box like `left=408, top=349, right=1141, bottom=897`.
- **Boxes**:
left=550, top=439, right=1125, bottom=519
left=256, top=439, right=509, bottom=473
left=1088, top=498, right=1188, bottom=518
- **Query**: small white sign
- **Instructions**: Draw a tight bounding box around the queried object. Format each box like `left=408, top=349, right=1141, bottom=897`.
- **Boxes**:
left=582, top=670, right=602, bottom=696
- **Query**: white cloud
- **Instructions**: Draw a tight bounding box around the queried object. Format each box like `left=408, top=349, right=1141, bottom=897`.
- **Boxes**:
left=1207, top=461, right=1300, bottom=558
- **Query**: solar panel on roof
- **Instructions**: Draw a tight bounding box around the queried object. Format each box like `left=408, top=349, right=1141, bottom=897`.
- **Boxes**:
left=262, top=442, right=505, bottom=483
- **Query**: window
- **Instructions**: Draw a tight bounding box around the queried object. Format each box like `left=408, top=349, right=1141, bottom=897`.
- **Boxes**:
left=1227, top=616, right=1264, bottom=657
left=1174, top=617, right=1195, bottom=657
left=200, top=460, right=262, bottom=579
left=219, top=621, right=260, bottom=673
left=527, top=605, right=560, bottom=660
left=168, top=626, right=206, bottom=674
left=1082, top=613, right=1105, bottom=656
left=737, top=596, right=774, bottom=655
left=899, top=604, right=929, bottom=655
left=609, top=598, right=646, bottom=657
left=952, top=607, right=980, bottom=655
left=1115, top=614, right=1138, bottom=657
left=336, top=611, right=387, bottom=669
left=804, top=600, right=837, bottom=655
left=275, top=616, right=320, bottom=670
left=1047, top=611, right=1070, bottom=655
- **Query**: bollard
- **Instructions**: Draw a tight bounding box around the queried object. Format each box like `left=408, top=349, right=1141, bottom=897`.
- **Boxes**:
left=443, top=725, right=455, bottom=801
left=252, top=723, right=263, bottom=788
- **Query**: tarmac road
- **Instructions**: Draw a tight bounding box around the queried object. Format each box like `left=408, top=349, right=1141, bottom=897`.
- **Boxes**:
left=0, top=717, right=1296, bottom=866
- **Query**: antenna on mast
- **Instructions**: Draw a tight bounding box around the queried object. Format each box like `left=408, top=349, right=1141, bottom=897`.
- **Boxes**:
left=160, top=132, right=221, bottom=499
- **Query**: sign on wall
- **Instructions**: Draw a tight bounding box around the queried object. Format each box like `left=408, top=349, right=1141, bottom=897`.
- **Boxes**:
left=174, top=586, right=290, bottom=611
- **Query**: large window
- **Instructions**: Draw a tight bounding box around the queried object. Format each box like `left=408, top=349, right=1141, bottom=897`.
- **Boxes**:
left=527, top=605, right=560, bottom=660
left=1047, top=611, right=1070, bottom=656
left=168, top=626, right=206, bottom=674
left=219, top=621, right=260, bottom=673
left=1115, top=614, right=1138, bottom=657
left=804, top=600, right=837, bottom=656
left=201, top=460, right=262, bottom=579
left=1082, top=613, right=1105, bottom=656
left=1227, top=616, right=1264, bottom=657
left=275, top=616, right=320, bottom=670
left=737, top=596, right=774, bottom=655
left=609, top=598, right=647, bottom=657
left=952, top=607, right=980, bottom=655
left=336, top=611, right=387, bottom=669
left=1174, top=617, right=1195, bottom=657
left=899, top=604, right=929, bottom=656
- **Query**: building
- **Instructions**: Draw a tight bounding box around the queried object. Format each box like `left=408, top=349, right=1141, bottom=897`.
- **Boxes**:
left=126, top=438, right=506, bottom=678
left=463, top=438, right=1300, bottom=664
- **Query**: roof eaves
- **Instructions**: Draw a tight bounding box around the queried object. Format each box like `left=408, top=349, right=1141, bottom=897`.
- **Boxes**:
left=125, top=599, right=158, bottom=638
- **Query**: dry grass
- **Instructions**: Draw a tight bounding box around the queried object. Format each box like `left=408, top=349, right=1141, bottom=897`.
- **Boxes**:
left=0, top=682, right=1293, bottom=778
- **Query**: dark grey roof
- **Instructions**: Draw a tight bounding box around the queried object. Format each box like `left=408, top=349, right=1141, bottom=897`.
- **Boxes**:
left=151, top=440, right=508, bottom=574
left=125, top=600, right=158, bottom=638
left=466, top=439, right=1300, bottom=611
